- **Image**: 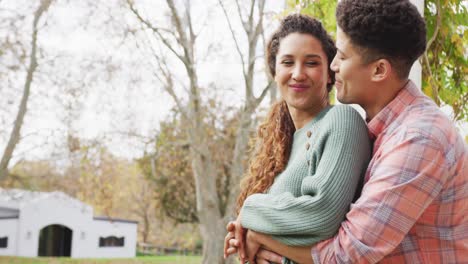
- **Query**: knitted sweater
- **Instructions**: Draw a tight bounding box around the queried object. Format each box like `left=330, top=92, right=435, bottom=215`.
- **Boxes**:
left=240, top=105, right=371, bottom=250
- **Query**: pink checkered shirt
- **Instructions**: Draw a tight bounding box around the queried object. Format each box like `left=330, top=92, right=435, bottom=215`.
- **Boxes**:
left=311, top=80, right=468, bottom=263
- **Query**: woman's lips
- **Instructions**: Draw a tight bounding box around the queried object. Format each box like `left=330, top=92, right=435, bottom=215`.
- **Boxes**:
left=289, top=84, right=309, bottom=92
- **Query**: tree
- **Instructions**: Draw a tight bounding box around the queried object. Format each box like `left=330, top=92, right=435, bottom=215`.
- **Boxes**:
left=138, top=116, right=198, bottom=224
left=422, top=0, right=467, bottom=122
left=0, top=0, right=53, bottom=181
left=294, top=0, right=467, bottom=125
left=126, top=1, right=271, bottom=262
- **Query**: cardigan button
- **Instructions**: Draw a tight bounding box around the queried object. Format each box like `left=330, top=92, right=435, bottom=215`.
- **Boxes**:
left=306, top=143, right=310, bottom=150
left=307, top=131, right=312, bottom=137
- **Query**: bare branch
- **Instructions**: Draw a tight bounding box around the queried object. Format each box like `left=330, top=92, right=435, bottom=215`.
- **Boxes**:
left=254, top=80, right=274, bottom=108
left=126, top=0, right=187, bottom=64
left=185, top=0, right=197, bottom=44
left=126, top=10, right=189, bottom=120
left=234, top=0, right=246, bottom=29
left=217, top=0, right=247, bottom=78
left=0, top=0, right=53, bottom=180
left=422, top=53, right=440, bottom=105
left=253, top=0, right=266, bottom=40
left=246, top=0, right=256, bottom=35
left=166, top=0, right=192, bottom=62
left=426, top=0, right=441, bottom=52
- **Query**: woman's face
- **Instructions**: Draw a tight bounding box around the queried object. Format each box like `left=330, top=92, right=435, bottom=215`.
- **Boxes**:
left=274, top=33, right=330, bottom=114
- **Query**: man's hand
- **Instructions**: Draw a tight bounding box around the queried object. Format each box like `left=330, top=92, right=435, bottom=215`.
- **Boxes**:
left=246, top=230, right=261, bottom=264
left=256, top=248, right=283, bottom=264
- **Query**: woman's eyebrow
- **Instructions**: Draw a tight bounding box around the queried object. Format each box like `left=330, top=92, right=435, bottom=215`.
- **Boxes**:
left=305, top=54, right=322, bottom=59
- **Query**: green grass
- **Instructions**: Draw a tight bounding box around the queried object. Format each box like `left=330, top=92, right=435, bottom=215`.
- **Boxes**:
left=0, top=255, right=202, bottom=264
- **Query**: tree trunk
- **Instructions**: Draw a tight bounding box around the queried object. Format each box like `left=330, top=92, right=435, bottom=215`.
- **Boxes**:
left=225, top=109, right=254, bottom=216
left=0, top=0, right=52, bottom=181
left=189, top=129, right=225, bottom=263
left=199, top=217, right=226, bottom=264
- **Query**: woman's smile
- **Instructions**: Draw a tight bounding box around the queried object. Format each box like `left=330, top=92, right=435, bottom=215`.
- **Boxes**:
left=289, top=83, right=310, bottom=92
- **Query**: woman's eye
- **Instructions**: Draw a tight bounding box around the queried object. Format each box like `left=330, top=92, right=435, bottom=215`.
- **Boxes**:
left=306, top=61, right=319, bottom=66
left=281, top=60, right=293, bottom=65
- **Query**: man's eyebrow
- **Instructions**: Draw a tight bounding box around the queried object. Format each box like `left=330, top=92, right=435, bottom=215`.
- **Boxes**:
left=336, top=48, right=347, bottom=56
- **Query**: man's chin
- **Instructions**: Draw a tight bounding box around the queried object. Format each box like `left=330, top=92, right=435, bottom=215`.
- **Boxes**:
left=336, top=96, right=348, bottom=104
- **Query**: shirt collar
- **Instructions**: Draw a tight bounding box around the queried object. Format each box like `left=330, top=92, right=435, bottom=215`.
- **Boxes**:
left=367, top=80, right=421, bottom=139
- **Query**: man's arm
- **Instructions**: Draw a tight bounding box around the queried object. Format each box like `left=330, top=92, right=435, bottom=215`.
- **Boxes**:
left=247, top=230, right=314, bottom=264
left=311, top=131, right=450, bottom=263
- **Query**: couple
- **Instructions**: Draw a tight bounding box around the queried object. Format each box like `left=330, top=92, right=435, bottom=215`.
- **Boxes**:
left=224, top=0, right=468, bottom=263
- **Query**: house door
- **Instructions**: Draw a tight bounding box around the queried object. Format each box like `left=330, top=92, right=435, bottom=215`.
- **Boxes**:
left=38, top=224, right=72, bottom=257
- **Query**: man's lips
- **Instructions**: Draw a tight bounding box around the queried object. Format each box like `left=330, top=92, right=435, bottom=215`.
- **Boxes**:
left=335, top=79, right=343, bottom=88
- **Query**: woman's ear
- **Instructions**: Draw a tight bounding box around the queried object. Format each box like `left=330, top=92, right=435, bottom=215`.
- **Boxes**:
left=371, top=59, right=391, bottom=82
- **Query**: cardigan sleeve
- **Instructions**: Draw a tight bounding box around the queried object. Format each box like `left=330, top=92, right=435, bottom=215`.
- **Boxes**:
left=240, top=107, right=371, bottom=246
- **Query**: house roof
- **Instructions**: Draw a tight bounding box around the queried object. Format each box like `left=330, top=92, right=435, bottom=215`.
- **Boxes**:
left=0, top=188, right=90, bottom=212
left=0, top=189, right=137, bottom=224
left=94, top=216, right=138, bottom=224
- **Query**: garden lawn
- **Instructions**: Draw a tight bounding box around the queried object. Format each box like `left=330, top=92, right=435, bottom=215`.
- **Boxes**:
left=0, top=255, right=202, bottom=264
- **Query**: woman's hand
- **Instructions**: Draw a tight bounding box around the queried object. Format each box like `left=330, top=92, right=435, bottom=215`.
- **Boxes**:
left=223, top=217, right=246, bottom=262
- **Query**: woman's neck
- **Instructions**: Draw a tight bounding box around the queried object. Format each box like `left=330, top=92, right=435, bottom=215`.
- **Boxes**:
left=289, top=103, right=329, bottom=130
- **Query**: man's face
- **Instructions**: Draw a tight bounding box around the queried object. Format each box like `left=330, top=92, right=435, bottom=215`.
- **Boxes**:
left=330, top=28, right=373, bottom=108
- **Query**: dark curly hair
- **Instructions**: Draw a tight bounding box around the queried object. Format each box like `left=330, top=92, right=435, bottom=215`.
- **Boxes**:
left=266, top=14, right=337, bottom=92
left=236, top=14, right=336, bottom=213
left=336, top=0, right=426, bottom=79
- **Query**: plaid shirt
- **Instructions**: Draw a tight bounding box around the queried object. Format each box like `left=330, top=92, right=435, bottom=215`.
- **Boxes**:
left=311, top=81, right=468, bottom=263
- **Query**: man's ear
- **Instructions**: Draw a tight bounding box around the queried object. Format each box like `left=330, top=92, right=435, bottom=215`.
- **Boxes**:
left=371, top=59, right=391, bottom=82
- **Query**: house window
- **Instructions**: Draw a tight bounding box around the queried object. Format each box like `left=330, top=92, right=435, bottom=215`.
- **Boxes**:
left=0, top=237, right=7, bottom=248
left=99, top=236, right=124, bottom=247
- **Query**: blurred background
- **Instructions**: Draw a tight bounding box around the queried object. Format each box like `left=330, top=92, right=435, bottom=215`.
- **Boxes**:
left=0, top=0, right=466, bottom=263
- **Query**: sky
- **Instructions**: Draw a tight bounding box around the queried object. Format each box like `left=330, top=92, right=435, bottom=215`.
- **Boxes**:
left=0, top=0, right=466, bottom=166
left=0, top=0, right=286, bottom=163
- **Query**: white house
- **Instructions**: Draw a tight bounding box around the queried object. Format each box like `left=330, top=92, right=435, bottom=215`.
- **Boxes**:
left=0, top=188, right=137, bottom=258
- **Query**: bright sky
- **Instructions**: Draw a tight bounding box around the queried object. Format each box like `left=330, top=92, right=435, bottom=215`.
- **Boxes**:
left=0, top=0, right=466, bottom=166
left=1, top=0, right=286, bottom=163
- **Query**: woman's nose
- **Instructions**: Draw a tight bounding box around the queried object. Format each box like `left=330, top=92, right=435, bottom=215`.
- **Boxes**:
left=292, top=65, right=306, bottom=81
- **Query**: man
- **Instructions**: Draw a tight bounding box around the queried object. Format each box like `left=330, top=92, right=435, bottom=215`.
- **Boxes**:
left=226, top=0, right=468, bottom=263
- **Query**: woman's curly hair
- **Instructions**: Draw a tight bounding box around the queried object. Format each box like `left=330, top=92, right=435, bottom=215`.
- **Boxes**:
left=236, top=101, right=294, bottom=214
left=236, top=14, right=336, bottom=214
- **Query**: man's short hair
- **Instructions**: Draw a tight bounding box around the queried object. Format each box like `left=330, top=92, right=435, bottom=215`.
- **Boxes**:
left=336, top=0, right=426, bottom=79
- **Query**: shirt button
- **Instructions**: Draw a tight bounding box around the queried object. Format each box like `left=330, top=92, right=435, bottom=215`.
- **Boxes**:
left=306, top=143, right=310, bottom=150
left=307, top=131, right=312, bottom=137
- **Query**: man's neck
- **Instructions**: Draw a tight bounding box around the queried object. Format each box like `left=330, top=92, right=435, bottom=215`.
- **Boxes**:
left=364, top=79, right=409, bottom=121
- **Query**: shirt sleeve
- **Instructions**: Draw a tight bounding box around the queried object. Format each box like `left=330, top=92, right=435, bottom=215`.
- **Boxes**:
left=311, top=130, right=450, bottom=263
left=240, top=109, right=371, bottom=246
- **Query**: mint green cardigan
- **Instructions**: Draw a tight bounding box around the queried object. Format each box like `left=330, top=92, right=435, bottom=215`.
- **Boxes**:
left=240, top=105, right=371, bottom=262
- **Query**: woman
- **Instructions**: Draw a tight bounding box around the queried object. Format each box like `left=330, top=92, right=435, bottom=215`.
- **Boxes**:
left=224, top=14, right=371, bottom=264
